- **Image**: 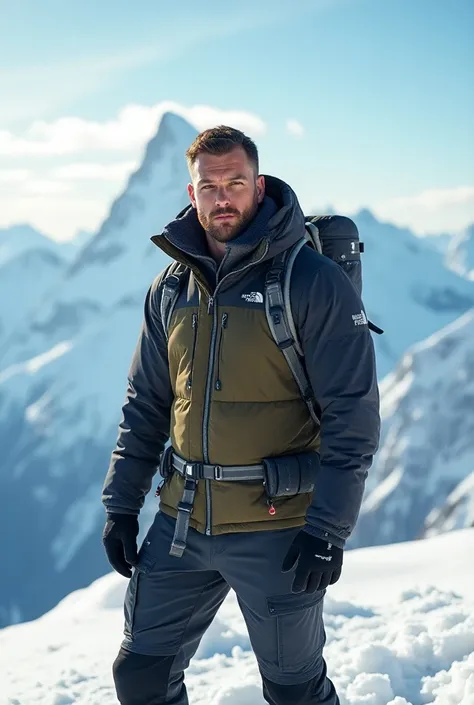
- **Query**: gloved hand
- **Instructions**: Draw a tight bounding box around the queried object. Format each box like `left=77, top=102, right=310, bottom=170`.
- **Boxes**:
left=102, top=513, right=139, bottom=578
left=282, top=529, right=343, bottom=593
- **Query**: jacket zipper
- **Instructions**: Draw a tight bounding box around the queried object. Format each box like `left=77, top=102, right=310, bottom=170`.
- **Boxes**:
left=202, top=242, right=270, bottom=535
left=215, top=313, right=228, bottom=391
left=186, top=312, right=198, bottom=391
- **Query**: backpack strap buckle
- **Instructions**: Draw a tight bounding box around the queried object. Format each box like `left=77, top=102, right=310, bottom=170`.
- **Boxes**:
left=159, top=262, right=188, bottom=341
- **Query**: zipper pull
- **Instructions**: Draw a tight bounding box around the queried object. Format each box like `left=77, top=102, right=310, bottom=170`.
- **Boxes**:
left=215, top=312, right=227, bottom=391
left=207, top=296, right=214, bottom=314
left=187, top=312, right=198, bottom=390
left=268, top=501, right=276, bottom=516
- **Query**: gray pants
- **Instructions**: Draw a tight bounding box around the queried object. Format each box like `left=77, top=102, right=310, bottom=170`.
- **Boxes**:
left=114, top=510, right=339, bottom=705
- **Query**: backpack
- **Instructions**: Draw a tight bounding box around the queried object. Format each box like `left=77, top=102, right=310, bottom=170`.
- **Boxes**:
left=159, top=215, right=383, bottom=430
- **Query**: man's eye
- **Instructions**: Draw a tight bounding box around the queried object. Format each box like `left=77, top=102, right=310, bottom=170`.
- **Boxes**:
left=201, top=185, right=214, bottom=190
left=231, top=181, right=244, bottom=186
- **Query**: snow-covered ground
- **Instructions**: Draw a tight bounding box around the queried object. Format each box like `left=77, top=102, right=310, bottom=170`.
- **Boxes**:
left=2, top=529, right=473, bottom=705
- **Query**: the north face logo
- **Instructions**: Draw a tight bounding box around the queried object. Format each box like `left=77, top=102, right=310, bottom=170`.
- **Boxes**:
left=352, top=310, right=368, bottom=326
left=242, top=292, right=264, bottom=304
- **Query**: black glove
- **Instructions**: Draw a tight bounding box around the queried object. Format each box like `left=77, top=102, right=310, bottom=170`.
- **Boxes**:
left=282, top=529, right=343, bottom=594
left=102, top=513, right=139, bottom=578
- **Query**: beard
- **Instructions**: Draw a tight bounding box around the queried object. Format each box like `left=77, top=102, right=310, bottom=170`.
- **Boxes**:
left=197, top=191, right=260, bottom=243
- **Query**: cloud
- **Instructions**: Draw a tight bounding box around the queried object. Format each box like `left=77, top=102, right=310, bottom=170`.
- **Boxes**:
left=0, top=102, right=267, bottom=158
left=0, top=169, right=31, bottom=183
left=0, top=100, right=268, bottom=240
left=381, top=186, right=474, bottom=210
left=182, top=105, right=267, bottom=136
left=22, top=180, right=72, bottom=196
left=0, top=193, right=108, bottom=241
left=52, top=162, right=137, bottom=181
left=286, top=120, right=305, bottom=137
left=372, top=186, right=474, bottom=234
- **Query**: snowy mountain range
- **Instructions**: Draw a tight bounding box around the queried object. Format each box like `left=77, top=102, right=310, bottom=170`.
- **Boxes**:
left=0, top=109, right=473, bottom=628
left=445, top=223, right=474, bottom=280
left=351, top=209, right=474, bottom=377
left=0, top=226, right=89, bottom=353
left=351, top=310, right=474, bottom=548
left=0, top=224, right=88, bottom=267
left=0, top=112, right=196, bottom=628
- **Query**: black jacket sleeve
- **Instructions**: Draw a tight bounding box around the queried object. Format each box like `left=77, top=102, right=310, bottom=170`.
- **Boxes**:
left=293, top=252, right=381, bottom=547
left=102, top=273, right=173, bottom=514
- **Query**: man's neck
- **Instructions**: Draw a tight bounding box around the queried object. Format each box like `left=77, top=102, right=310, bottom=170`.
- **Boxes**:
left=205, top=231, right=227, bottom=263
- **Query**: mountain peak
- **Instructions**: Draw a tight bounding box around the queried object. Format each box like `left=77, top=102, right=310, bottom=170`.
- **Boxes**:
left=354, top=207, right=378, bottom=225
left=0, top=224, right=61, bottom=268
left=136, top=111, right=197, bottom=184
left=0, top=223, right=52, bottom=245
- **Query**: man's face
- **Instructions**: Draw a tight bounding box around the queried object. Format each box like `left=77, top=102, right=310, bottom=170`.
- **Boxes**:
left=187, top=146, right=265, bottom=243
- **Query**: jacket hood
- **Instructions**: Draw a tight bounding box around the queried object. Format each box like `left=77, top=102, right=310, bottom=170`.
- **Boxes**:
left=152, top=175, right=307, bottom=269
left=260, top=175, right=307, bottom=258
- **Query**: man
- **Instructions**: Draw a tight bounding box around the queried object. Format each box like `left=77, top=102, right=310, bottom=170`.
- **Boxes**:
left=102, top=126, right=380, bottom=705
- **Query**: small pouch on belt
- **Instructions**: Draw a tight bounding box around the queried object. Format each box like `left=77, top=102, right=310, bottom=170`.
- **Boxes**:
left=262, top=451, right=319, bottom=498
left=159, top=445, right=174, bottom=480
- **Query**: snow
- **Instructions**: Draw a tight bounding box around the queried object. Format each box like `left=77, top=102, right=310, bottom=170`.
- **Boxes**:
left=0, top=224, right=89, bottom=266
left=0, top=247, right=65, bottom=348
left=0, top=224, right=58, bottom=266
left=2, top=529, right=473, bottom=705
left=424, top=471, right=474, bottom=537
left=445, top=225, right=474, bottom=281
left=352, top=309, right=474, bottom=548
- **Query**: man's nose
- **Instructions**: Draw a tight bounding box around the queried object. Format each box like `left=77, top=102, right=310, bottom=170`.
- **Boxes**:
left=215, top=187, right=230, bottom=207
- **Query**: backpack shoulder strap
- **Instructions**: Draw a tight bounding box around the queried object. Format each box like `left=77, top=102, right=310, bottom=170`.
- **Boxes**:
left=264, top=238, right=321, bottom=429
left=160, top=261, right=189, bottom=340
left=304, top=221, right=323, bottom=254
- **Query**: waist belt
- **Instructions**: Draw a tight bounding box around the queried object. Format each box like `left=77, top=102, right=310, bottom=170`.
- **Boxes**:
left=168, top=452, right=265, bottom=558
left=172, top=453, right=265, bottom=481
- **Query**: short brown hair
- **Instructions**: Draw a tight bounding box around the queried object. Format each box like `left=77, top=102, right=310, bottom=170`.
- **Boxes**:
left=186, top=125, right=259, bottom=173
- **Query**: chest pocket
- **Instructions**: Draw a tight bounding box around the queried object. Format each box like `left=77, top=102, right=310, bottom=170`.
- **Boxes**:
left=168, top=308, right=201, bottom=399
left=211, top=306, right=300, bottom=403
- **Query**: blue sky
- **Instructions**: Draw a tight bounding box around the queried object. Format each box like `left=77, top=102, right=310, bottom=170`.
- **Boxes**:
left=0, top=0, right=473, bottom=239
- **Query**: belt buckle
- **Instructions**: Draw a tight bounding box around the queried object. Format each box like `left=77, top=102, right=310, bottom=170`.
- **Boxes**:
left=214, top=465, right=223, bottom=481
left=185, top=463, right=195, bottom=477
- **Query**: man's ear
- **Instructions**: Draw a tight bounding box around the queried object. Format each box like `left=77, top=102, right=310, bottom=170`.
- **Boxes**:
left=187, top=183, right=197, bottom=208
left=256, top=175, right=265, bottom=204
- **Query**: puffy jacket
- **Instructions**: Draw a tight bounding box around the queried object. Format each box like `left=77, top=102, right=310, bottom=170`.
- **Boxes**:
left=102, top=176, right=380, bottom=547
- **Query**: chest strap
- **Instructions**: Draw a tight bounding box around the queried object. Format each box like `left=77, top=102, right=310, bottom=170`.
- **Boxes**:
left=168, top=453, right=264, bottom=558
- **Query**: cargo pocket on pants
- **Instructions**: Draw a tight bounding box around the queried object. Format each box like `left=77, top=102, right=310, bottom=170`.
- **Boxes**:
left=267, top=589, right=325, bottom=677
left=124, top=569, right=141, bottom=640
left=123, top=532, right=158, bottom=640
